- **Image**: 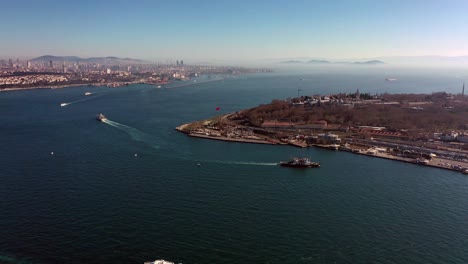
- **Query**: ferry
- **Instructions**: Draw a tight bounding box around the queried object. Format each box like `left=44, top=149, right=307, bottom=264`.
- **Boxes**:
left=96, top=113, right=107, bottom=122
left=279, top=157, right=320, bottom=168
left=144, top=260, right=174, bottom=264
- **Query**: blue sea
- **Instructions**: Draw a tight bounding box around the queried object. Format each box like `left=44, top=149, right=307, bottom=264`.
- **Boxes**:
left=1, top=66, right=468, bottom=264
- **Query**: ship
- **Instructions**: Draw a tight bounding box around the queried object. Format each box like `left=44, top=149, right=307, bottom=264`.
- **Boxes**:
left=85, top=92, right=92, bottom=95
left=279, top=157, right=320, bottom=168
left=96, top=113, right=107, bottom=122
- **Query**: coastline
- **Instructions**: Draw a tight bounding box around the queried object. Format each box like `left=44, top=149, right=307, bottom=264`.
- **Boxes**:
left=0, top=82, right=128, bottom=92
left=176, top=118, right=468, bottom=175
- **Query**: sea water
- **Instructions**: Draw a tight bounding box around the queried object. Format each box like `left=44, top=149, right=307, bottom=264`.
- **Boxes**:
left=1, top=67, right=467, bottom=263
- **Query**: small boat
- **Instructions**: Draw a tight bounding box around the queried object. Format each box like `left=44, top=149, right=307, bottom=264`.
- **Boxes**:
left=279, top=157, right=320, bottom=168
left=85, top=92, right=92, bottom=95
left=385, top=78, right=397, bottom=81
left=96, top=113, right=107, bottom=122
left=144, top=260, right=174, bottom=264
left=60, top=103, right=68, bottom=107
left=156, top=85, right=162, bottom=88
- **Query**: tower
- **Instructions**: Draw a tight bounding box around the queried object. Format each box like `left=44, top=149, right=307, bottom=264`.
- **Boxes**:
left=463, top=83, right=465, bottom=96
left=49, top=60, right=53, bottom=68
left=180, top=60, right=183, bottom=65
left=27, top=61, right=31, bottom=68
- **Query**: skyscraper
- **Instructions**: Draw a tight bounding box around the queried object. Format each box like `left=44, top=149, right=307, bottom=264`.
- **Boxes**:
left=180, top=60, right=184, bottom=65
left=8, top=58, right=13, bottom=67
left=49, top=60, right=53, bottom=68
left=27, top=61, right=31, bottom=68
left=176, top=60, right=179, bottom=66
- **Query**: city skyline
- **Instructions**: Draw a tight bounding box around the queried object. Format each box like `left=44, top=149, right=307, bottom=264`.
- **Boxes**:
left=2, top=0, right=468, bottom=63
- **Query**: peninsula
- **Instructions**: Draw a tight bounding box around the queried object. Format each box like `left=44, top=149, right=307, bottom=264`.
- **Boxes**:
left=177, top=90, right=468, bottom=174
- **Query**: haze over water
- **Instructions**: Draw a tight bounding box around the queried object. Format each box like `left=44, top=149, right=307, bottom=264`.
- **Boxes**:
left=1, top=67, right=468, bottom=264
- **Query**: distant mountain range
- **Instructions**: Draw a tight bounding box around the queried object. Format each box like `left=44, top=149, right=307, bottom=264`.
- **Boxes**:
left=280, top=59, right=384, bottom=65
left=277, top=55, right=468, bottom=66
left=31, top=55, right=147, bottom=64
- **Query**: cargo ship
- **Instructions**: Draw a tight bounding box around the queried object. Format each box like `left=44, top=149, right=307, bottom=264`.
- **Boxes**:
left=279, top=157, right=320, bottom=168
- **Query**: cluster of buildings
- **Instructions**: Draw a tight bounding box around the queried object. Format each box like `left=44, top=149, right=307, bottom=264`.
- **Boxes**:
left=434, top=132, right=468, bottom=143
left=0, top=57, right=270, bottom=89
left=0, top=74, right=68, bottom=86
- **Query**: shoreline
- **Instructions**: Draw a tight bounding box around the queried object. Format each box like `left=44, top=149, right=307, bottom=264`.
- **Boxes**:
left=0, top=83, right=115, bottom=92
left=176, top=120, right=468, bottom=175
left=0, top=76, right=225, bottom=93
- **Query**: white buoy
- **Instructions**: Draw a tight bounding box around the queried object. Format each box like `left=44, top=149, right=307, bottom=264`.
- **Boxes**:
left=134, top=153, right=138, bottom=157
left=50, top=152, right=54, bottom=155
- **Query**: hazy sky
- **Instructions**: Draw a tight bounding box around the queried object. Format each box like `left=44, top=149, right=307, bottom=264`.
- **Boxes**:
left=2, top=0, right=468, bottom=62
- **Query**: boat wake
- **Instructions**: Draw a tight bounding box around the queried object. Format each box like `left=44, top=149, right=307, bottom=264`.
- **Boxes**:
left=102, top=119, right=160, bottom=149
left=225, top=161, right=277, bottom=166
left=60, top=94, right=103, bottom=107
left=100, top=118, right=274, bottom=166
left=197, top=159, right=277, bottom=166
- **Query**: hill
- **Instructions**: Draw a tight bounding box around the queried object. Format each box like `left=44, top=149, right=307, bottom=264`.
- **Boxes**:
left=307, top=60, right=330, bottom=64
left=352, top=60, right=385, bottom=65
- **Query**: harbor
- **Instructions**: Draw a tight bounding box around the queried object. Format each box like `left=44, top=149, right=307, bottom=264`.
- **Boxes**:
left=176, top=110, right=468, bottom=175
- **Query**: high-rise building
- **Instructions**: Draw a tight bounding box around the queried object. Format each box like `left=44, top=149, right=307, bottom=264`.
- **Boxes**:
left=49, top=60, right=53, bottom=68
left=8, top=58, right=13, bottom=67
left=463, top=83, right=465, bottom=96
left=176, top=60, right=179, bottom=66
left=27, top=61, right=31, bottom=69
left=180, top=60, right=184, bottom=65
left=62, top=64, right=66, bottom=73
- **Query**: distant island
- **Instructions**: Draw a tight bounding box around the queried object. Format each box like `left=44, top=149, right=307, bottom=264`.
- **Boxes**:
left=280, top=59, right=385, bottom=65
left=177, top=91, right=468, bottom=174
left=307, top=60, right=331, bottom=64
left=352, top=60, right=385, bottom=65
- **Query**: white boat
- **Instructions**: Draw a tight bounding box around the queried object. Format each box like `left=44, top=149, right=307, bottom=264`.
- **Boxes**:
left=385, top=78, right=397, bottom=81
left=96, top=113, right=107, bottom=122
left=156, top=85, right=162, bottom=88
left=85, top=92, right=92, bottom=95
left=60, top=103, right=68, bottom=107
left=144, top=260, right=174, bottom=264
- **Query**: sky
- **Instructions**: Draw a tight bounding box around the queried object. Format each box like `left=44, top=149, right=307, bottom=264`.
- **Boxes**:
left=2, top=0, right=468, bottom=63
